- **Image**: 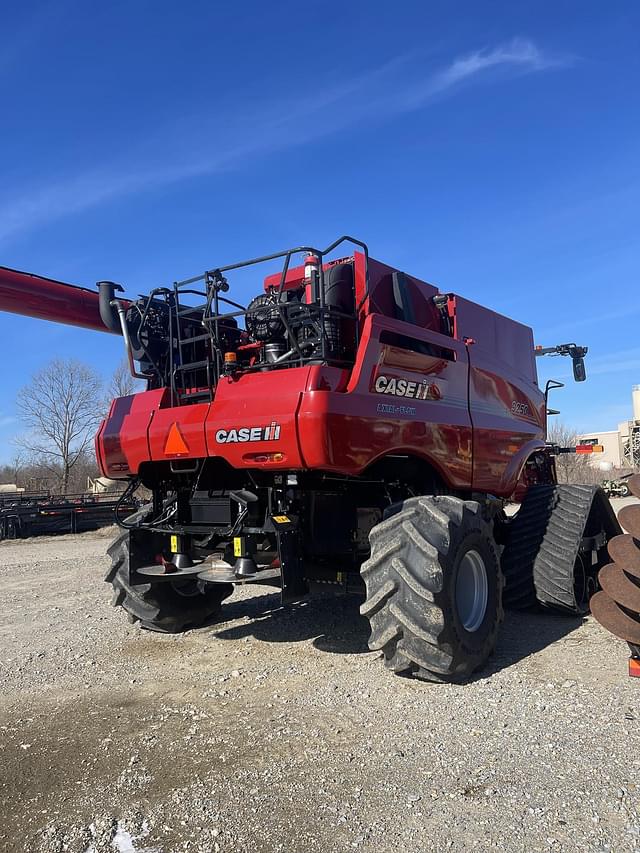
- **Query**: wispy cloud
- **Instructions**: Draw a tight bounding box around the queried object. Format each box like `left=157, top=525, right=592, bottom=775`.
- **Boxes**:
left=431, top=38, right=563, bottom=92
left=585, top=348, right=640, bottom=378
left=400, top=38, right=567, bottom=109
left=0, top=38, right=568, bottom=246
left=0, top=415, right=17, bottom=429
left=539, top=303, right=640, bottom=340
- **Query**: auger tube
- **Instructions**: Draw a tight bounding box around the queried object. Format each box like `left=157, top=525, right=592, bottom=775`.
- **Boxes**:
left=0, top=265, right=126, bottom=333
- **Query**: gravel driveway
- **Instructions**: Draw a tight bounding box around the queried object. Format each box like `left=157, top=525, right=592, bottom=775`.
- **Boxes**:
left=1, top=503, right=639, bottom=853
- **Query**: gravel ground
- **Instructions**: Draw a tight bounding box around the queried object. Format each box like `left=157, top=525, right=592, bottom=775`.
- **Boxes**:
left=1, top=501, right=639, bottom=853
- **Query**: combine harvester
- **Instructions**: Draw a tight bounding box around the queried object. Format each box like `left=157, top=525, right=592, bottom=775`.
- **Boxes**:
left=0, top=238, right=637, bottom=680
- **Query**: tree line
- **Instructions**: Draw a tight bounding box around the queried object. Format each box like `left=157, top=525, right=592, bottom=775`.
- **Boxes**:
left=1, top=358, right=139, bottom=495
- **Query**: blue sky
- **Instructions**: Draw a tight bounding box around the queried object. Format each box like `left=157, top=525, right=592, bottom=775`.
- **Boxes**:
left=1, top=1, right=639, bottom=460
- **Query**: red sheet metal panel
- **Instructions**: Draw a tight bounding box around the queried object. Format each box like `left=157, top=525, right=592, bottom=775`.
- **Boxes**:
left=149, top=402, right=211, bottom=461
left=97, top=389, right=168, bottom=477
left=297, top=314, right=473, bottom=487
left=204, top=368, right=309, bottom=470
left=452, top=295, right=545, bottom=494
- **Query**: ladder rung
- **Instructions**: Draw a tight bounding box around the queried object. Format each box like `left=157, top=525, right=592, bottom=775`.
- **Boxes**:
left=180, top=333, right=211, bottom=344
left=175, top=360, right=211, bottom=371
left=178, top=306, right=207, bottom=317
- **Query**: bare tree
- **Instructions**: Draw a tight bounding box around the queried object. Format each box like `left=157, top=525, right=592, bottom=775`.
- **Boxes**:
left=102, top=359, right=146, bottom=418
left=16, top=359, right=104, bottom=494
left=0, top=453, right=25, bottom=487
left=108, top=358, right=139, bottom=399
left=547, top=421, right=600, bottom=485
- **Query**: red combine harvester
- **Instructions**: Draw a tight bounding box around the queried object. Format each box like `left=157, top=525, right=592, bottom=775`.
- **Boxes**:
left=1, top=237, right=637, bottom=681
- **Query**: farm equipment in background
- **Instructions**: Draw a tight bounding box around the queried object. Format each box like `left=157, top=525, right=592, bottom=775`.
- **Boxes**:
left=0, top=489, right=138, bottom=540
left=601, top=473, right=634, bottom=498
left=0, top=239, right=630, bottom=681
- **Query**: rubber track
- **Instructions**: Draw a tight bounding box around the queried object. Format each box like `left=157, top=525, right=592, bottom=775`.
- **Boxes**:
left=501, top=485, right=621, bottom=613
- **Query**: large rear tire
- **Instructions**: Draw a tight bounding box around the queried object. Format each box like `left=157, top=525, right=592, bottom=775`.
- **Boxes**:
left=105, top=528, right=233, bottom=633
left=361, top=495, right=503, bottom=683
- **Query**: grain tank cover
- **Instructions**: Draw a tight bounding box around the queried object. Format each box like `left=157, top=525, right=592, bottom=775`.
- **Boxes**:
left=453, top=295, right=538, bottom=386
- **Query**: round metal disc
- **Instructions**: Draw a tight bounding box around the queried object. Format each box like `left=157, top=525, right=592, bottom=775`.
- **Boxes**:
left=619, top=505, right=640, bottom=538
left=607, top=534, right=640, bottom=576
left=599, top=563, right=640, bottom=612
left=198, top=568, right=238, bottom=583
left=628, top=474, right=640, bottom=499
left=137, top=564, right=203, bottom=578
left=591, top=591, right=640, bottom=645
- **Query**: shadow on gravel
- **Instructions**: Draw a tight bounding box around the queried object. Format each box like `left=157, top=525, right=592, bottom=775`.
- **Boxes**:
left=209, top=590, right=585, bottom=674
left=211, top=591, right=371, bottom=656
left=480, top=608, right=585, bottom=679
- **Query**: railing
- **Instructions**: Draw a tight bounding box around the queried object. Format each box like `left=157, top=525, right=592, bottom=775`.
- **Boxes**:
left=131, top=236, right=369, bottom=407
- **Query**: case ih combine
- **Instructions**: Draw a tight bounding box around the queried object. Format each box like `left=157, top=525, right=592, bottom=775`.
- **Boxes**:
left=1, top=236, right=638, bottom=681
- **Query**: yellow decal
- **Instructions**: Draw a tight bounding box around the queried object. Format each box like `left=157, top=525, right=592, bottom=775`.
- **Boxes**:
left=273, top=515, right=290, bottom=523
left=170, top=535, right=178, bottom=553
left=233, top=537, right=242, bottom=557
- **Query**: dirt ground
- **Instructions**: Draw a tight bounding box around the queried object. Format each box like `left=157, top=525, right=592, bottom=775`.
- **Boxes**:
left=1, top=500, right=639, bottom=853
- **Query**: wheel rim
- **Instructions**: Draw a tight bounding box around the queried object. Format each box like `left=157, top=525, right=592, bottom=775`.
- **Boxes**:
left=455, top=549, right=488, bottom=632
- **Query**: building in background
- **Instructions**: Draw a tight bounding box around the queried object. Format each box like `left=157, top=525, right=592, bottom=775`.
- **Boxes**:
left=579, top=384, right=640, bottom=470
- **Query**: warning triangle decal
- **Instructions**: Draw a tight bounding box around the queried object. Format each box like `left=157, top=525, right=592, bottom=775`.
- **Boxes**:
left=164, top=422, right=190, bottom=455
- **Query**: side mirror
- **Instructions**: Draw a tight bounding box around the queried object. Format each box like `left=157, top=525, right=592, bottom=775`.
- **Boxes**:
left=572, top=356, right=586, bottom=382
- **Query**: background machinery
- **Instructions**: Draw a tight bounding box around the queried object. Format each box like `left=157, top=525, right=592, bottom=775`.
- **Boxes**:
left=0, top=488, right=136, bottom=540
left=0, top=238, right=633, bottom=680
left=602, top=474, right=633, bottom=499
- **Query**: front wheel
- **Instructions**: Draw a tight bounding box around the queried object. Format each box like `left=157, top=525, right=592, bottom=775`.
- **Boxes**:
left=360, top=495, right=503, bottom=683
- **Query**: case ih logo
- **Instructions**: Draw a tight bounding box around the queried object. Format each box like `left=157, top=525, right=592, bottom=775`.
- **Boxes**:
left=215, top=421, right=281, bottom=444
left=374, top=375, right=441, bottom=401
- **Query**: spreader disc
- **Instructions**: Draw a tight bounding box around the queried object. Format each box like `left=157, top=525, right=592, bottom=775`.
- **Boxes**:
left=197, top=568, right=238, bottom=583
left=136, top=564, right=203, bottom=578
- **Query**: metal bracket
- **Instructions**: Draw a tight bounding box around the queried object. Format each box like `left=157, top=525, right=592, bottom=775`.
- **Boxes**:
left=271, top=514, right=308, bottom=603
